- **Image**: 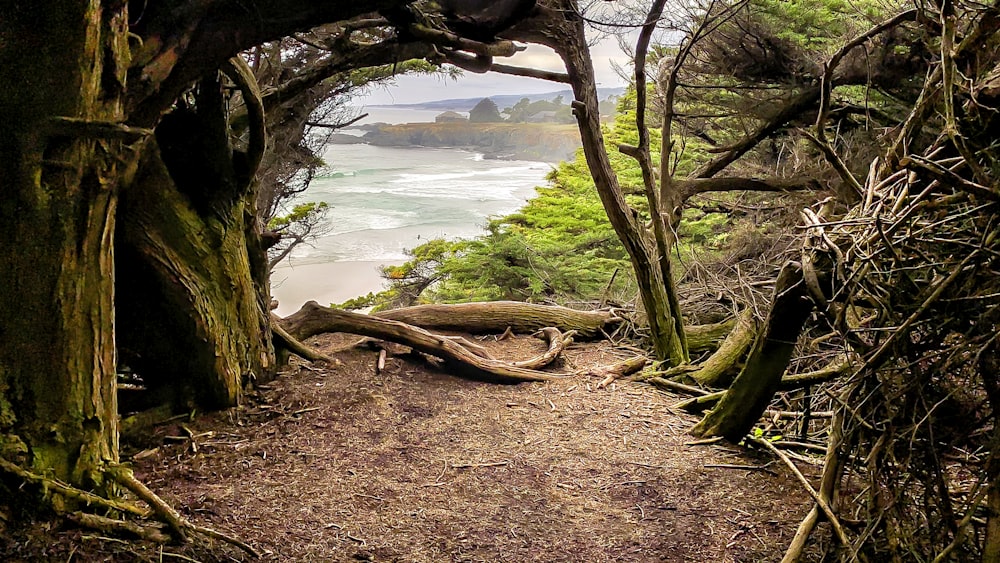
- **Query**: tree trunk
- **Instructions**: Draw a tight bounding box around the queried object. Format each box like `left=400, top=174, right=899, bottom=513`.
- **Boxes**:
left=512, top=2, right=687, bottom=365
left=691, top=262, right=814, bottom=440
left=0, top=1, right=130, bottom=487
left=116, top=75, right=273, bottom=410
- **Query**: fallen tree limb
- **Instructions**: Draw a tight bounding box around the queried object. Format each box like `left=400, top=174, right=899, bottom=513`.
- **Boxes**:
left=685, top=317, right=737, bottom=353
left=372, top=301, right=619, bottom=338
left=691, top=262, right=814, bottom=440
left=749, top=436, right=852, bottom=553
left=688, top=309, right=756, bottom=387
left=281, top=302, right=567, bottom=382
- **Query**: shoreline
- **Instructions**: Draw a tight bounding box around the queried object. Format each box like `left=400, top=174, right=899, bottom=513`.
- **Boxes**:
left=270, top=260, right=395, bottom=317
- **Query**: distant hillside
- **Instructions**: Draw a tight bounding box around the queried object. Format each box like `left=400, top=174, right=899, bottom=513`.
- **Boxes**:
left=379, top=87, right=626, bottom=112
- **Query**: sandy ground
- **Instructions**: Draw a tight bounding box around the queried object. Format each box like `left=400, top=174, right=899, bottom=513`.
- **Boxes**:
left=271, top=260, right=395, bottom=316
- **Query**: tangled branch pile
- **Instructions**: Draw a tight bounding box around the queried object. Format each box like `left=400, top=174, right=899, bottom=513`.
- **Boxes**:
left=805, top=2, right=1000, bottom=559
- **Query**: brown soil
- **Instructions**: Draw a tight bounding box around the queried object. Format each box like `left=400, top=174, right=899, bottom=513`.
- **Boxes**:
left=2, top=332, right=813, bottom=562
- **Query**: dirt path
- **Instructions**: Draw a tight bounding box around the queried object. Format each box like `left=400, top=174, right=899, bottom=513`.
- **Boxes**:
left=3, top=333, right=812, bottom=562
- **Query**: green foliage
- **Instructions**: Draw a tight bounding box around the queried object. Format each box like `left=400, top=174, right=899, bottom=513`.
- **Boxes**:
left=752, top=0, right=890, bottom=53
left=268, top=201, right=329, bottom=231
left=502, top=96, right=575, bottom=124
left=469, top=97, right=503, bottom=123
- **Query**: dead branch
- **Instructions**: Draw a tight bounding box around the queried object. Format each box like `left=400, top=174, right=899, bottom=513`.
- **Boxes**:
left=749, top=435, right=853, bottom=554
left=781, top=412, right=846, bottom=562
left=676, top=176, right=823, bottom=200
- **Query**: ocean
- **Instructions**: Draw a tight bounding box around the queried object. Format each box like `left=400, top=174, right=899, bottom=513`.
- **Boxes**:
left=270, top=108, right=554, bottom=315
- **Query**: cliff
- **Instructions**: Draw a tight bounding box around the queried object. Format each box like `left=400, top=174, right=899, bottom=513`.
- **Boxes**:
left=360, top=122, right=581, bottom=162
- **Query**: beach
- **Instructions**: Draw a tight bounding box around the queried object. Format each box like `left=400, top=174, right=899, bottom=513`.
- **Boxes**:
left=271, top=260, right=390, bottom=316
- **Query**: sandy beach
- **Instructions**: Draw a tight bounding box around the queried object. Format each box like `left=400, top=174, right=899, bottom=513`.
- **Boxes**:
left=270, top=260, right=395, bottom=317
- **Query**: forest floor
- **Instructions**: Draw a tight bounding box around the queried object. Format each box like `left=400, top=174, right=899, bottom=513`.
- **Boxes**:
left=2, top=331, right=816, bottom=562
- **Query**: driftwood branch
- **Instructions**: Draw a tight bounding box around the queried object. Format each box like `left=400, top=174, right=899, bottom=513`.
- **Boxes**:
left=281, top=302, right=568, bottom=382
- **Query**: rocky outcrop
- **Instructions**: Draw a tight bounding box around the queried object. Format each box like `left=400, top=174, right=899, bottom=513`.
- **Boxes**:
left=361, top=122, right=581, bottom=162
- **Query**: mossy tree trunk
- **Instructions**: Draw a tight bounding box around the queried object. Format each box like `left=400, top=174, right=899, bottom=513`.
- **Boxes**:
left=691, top=262, right=814, bottom=440
left=117, top=74, right=273, bottom=410
left=0, top=0, right=131, bottom=487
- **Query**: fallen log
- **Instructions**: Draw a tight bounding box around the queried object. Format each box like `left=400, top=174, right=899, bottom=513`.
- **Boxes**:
left=281, top=302, right=567, bottom=383
left=685, top=317, right=737, bottom=353
left=372, top=301, right=619, bottom=338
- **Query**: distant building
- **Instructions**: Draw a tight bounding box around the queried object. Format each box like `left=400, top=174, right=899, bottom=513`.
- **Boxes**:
left=435, top=111, right=468, bottom=123
left=527, top=110, right=558, bottom=123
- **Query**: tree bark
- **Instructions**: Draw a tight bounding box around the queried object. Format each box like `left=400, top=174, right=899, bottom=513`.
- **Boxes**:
left=0, top=0, right=130, bottom=487
left=691, top=262, right=814, bottom=441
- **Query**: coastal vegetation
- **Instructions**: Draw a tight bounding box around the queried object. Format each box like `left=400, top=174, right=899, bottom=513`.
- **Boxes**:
left=3, top=0, right=1000, bottom=561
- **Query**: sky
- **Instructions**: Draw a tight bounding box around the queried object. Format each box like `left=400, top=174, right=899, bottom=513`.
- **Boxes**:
left=356, top=31, right=634, bottom=106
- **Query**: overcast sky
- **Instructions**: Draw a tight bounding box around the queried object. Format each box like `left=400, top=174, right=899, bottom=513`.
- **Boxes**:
left=356, top=32, right=634, bottom=106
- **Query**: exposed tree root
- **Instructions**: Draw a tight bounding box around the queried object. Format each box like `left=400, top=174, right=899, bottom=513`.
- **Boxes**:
left=0, top=458, right=148, bottom=517
left=0, top=458, right=259, bottom=557
left=67, top=512, right=170, bottom=543
left=107, top=465, right=260, bottom=557
left=281, top=302, right=568, bottom=382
